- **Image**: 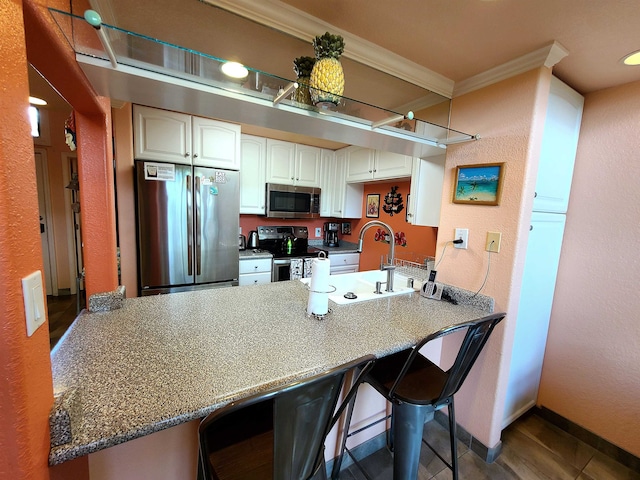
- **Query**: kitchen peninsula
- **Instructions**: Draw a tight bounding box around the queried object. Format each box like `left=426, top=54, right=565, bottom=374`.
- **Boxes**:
left=49, top=278, right=494, bottom=466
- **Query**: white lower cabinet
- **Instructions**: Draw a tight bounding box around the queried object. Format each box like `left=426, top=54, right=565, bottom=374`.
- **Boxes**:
left=329, top=253, right=360, bottom=275
left=239, top=257, right=272, bottom=286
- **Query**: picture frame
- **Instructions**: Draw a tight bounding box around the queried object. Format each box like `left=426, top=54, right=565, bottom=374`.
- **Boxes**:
left=366, top=194, right=380, bottom=218
left=452, top=163, right=505, bottom=206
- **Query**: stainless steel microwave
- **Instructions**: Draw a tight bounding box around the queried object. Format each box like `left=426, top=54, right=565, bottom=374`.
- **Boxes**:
left=265, top=183, right=321, bottom=219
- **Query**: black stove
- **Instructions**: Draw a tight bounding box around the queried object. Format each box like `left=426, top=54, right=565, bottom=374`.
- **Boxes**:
left=257, top=226, right=325, bottom=259
left=257, top=226, right=326, bottom=281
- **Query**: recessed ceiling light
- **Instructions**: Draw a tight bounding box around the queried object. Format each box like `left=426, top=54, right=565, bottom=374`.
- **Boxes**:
left=221, top=61, right=249, bottom=79
left=622, top=50, right=640, bottom=66
left=29, top=96, right=47, bottom=106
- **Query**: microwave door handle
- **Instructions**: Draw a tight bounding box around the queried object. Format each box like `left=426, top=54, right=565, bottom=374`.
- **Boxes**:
left=186, top=174, right=193, bottom=277
left=195, top=175, right=201, bottom=276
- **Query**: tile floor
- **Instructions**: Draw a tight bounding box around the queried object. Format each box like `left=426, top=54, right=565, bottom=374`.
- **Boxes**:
left=337, top=412, right=640, bottom=480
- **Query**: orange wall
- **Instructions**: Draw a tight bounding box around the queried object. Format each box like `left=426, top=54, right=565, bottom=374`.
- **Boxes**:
left=538, top=80, right=640, bottom=457
left=240, top=180, right=438, bottom=271
left=435, top=68, right=551, bottom=450
left=0, top=2, right=54, bottom=479
left=341, top=180, right=438, bottom=270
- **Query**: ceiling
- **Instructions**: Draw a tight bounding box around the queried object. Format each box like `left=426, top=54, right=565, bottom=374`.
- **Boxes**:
left=30, top=0, right=640, bottom=115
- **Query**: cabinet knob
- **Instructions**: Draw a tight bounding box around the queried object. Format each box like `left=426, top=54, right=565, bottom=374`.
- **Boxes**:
left=254, top=280, right=258, bottom=284
left=193, top=153, right=198, bottom=158
left=534, top=192, right=537, bottom=198
left=530, top=225, right=533, bottom=231
left=185, top=152, right=190, bottom=157
left=369, top=170, right=372, bottom=173
left=373, top=169, right=377, bottom=173
left=291, top=177, right=294, bottom=180
left=254, top=265, right=258, bottom=269
left=407, top=213, right=413, bottom=217
left=296, top=177, right=299, bottom=181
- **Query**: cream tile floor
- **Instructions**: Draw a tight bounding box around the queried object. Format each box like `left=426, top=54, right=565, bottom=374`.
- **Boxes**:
left=338, top=413, right=640, bottom=480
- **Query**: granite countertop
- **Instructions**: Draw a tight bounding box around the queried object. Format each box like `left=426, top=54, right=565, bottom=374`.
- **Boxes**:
left=49, top=280, right=494, bottom=465
left=239, top=249, right=273, bottom=259
left=309, top=240, right=360, bottom=254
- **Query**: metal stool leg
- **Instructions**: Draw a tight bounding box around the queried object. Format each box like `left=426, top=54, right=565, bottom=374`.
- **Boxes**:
left=331, top=381, right=360, bottom=479
left=392, top=402, right=429, bottom=480
left=448, top=399, right=458, bottom=480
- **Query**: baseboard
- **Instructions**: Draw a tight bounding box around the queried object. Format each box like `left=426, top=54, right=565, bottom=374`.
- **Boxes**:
left=533, top=406, right=640, bottom=474
left=325, top=431, right=388, bottom=474
left=433, top=410, right=502, bottom=463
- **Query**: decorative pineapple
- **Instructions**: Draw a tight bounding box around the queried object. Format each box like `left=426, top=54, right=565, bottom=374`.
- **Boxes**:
left=309, top=32, right=345, bottom=106
left=292, top=56, right=315, bottom=105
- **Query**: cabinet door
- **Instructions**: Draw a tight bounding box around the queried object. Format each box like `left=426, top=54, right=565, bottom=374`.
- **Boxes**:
left=374, top=151, right=413, bottom=180
left=266, top=139, right=296, bottom=185
left=133, top=105, right=191, bottom=164
left=345, top=147, right=374, bottom=182
left=332, top=148, right=363, bottom=218
left=319, top=149, right=334, bottom=217
left=502, top=212, right=566, bottom=427
left=192, top=117, right=241, bottom=170
left=534, top=77, right=584, bottom=213
left=295, top=144, right=321, bottom=187
left=240, top=135, right=267, bottom=214
left=407, top=154, right=445, bottom=227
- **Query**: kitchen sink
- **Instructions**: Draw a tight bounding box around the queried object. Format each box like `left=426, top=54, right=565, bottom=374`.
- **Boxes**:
left=300, top=269, right=416, bottom=304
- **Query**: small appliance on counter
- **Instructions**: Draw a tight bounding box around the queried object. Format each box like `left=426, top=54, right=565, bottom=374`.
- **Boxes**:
left=239, top=234, right=246, bottom=251
left=247, top=230, right=259, bottom=249
left=323, top=222, right=340, bottom=247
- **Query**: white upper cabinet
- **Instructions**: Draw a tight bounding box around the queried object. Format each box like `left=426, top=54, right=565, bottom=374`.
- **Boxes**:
left=332, top=147, right=364, bottom=218
left=534, top=76, right=584, bottom=213
left=345, top=146, right=412, bottom=183
left=319, top=149, right=335, bottom=217
left=192, top=117, right=241, bottom=169
left=239, top=135, right=267, bottom=214
left=407, top=154, right=446, bottom=227
left=133, top=105, right=240, bottom=169
left=373, top=150, right=413, bottom=180
left=345, top=147, right=375, bottom=182
left=133, top=105, right=192, bottom=164
left=265, top=139, right=321, bottom=187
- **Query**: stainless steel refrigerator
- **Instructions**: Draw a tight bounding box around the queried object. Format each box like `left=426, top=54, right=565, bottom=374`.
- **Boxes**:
left=135, top=161, right=239, bottom=295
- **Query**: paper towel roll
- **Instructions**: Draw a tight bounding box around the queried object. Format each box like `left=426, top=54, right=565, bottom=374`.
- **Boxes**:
left=307, top=257, right=330, bottom=316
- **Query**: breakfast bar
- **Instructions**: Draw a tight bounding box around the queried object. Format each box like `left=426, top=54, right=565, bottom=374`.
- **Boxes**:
left=49, top=279, right=494, bottom=466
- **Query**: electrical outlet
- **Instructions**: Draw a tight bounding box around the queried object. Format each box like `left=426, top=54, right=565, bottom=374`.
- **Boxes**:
left=454, top=228, right=468, bottom=249
left=315, top=227, right=322, bottom=238
left=486, top=231, right=502, bottom=253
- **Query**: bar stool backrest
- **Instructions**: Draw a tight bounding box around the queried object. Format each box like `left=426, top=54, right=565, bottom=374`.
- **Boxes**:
left=388, top=312, right=506, bottom=408
left=199, top=355, right=375, bottom=480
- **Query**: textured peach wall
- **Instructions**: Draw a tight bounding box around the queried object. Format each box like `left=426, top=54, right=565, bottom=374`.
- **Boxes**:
left=436, top=68, right=551, bottom=449
left=538, top=80, right=640, bottom=457
left=0, top=2, right=54, bottom=479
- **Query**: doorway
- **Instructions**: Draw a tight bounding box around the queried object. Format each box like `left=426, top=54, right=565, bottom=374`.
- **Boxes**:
left=34, top=147, right=57, bottom=296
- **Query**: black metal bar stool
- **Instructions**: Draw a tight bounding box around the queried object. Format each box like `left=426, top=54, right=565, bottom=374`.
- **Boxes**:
left=199, top=355, right=375, bottom=480
left=332, top=312, right=506, bottom=480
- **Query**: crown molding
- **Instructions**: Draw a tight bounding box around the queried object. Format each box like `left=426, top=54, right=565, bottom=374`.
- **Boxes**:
left=200, top=0, right=455, bottom=98
left=453, top=41, right=569, bottom=97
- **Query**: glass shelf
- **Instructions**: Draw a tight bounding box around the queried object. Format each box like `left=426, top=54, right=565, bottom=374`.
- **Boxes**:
left=49, top=8, right=476, bottom=148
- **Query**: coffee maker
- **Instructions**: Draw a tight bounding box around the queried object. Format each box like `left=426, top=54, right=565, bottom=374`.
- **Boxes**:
left=323, top=222, right=339, bottom=247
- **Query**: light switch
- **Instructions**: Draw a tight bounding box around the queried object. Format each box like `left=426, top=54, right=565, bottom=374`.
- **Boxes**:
left=22, top=271, right=46, bottom=337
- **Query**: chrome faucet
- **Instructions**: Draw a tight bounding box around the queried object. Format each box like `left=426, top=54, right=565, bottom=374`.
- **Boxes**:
left=357, top=220, right=396, bottom=292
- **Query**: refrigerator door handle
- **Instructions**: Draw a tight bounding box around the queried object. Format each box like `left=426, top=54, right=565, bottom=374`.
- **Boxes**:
left=186, top=174, right=193, bottom=276
left=195, top=175, right=202, bottom=276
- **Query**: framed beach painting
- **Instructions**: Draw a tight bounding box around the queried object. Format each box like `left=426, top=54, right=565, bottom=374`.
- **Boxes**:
left=452, top=163, right=505, bottom=206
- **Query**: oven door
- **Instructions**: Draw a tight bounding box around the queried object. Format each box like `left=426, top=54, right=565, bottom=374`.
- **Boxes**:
left=272, top=259, right=291, bottom=282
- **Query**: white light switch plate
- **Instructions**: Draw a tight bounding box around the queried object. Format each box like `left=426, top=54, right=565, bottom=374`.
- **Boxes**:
left=22, top=271, right=46, bottom=337
left=315, top=227, right=322, bottom=238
